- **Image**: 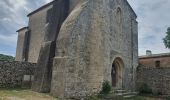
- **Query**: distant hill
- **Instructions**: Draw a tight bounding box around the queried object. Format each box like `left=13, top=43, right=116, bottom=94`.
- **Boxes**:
left=0, top=54, right=15, bottom=61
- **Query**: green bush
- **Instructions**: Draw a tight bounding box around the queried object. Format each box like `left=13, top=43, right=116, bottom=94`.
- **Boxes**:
left=156, top=91, right=163, bottom=96
left=165, top=96, right=170, bottom=100
left=139, top=83, right=152, bottom=94
left=99, top=81, right=111, bottom=95
left=87, top=95, right=100, bottom=100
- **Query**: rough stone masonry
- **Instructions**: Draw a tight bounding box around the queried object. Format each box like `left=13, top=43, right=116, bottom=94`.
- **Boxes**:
left=15, top=0, right=138, bottom=99
left=137, top=66, right=170, bottom=95
left=0, top=60, right=36, bottom=88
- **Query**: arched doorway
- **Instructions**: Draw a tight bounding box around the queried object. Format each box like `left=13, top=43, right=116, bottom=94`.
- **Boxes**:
left=111, top=57, right=124, bottom=89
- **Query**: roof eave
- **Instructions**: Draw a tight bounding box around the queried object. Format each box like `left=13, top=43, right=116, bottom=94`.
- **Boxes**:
left=16, top=27, right=28, bottom=32
left=27, top=0, right=55, bottom=17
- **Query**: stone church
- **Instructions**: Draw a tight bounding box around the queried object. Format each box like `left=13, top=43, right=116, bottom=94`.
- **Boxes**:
left=15, top=0, right=138, bottom=99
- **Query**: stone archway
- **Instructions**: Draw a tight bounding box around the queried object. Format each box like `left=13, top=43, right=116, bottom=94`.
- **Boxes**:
left=111, top=57, right=124, bottom=89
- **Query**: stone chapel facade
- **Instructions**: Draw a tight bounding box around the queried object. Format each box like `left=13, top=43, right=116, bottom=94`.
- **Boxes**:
left=15, top=0, right=138, bottom=99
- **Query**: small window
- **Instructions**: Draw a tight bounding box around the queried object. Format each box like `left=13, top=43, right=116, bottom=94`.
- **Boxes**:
left=116, top=7, right=122, bottom=24
left=155, top=61, right=160, bottom=68
left=46, top=9, right=52, bottom=23
left=23, top=75, right=31, bottom=81
left=23, top=75, right=34, bottom=81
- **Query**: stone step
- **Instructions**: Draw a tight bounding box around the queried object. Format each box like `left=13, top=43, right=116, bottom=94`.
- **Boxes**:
left=123, top=95, right=136, bottom=98
left=115, top=91, right=138, bottom=99
left=100, top=91, right=138, bottom=100
left=130, top=92, right=138, bottom=95
left=109, top=90, right=138, bottom=99
left=114, top=89, right=126, bottom=93
left=115, top=92, right=138, bottom=96
left=115, top=93, right=125, bottom=96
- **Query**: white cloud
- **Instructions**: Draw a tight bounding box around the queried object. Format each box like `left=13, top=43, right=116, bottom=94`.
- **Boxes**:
left=128, top=0, right=170, bottom=55
left=0, top=50, right=15, bottom=57
left=0, top=34, right=17, bottom=56
left=44, top=0, right=53, bottom=3
left=0, top=34, right=17, bottom=47
left=2, top=18, right=11, bottom=22
left=0, top=0, right=170, bottom=56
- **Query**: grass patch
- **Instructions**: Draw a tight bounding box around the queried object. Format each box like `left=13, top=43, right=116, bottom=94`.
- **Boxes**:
left=87, top=95, right=165, bottom=100
left=0, top=88, right=166, bottom=100
left=139, top=83, right=152, bottom=94
left=0, top=88, right=57, bottom=100
left=124, top=96, right=163, bottom=100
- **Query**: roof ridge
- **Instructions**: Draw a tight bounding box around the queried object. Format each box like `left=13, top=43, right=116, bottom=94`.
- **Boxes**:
left=139, top=52, right=170, bottom=58
left=27, top=0, right=55, bottom=17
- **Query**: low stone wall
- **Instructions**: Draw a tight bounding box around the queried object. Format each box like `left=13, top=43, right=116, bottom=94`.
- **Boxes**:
left=0, top=60, right=36, bottom=88
left=137, top=66, right=170, bottom=95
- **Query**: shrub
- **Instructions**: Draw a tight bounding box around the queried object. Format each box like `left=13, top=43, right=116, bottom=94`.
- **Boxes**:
left=87, top=95, right=100, bottom=100
left=99, top=81, right=111, bottom=95
left=165, top=96, right=170, bottom=100
left=156, top=91, right=163, bottom=96
left=139, top=83, right=152, bottom=94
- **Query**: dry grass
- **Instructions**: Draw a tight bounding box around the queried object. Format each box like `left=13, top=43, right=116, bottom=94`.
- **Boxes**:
left=125, top=96, right=164, bottom=100
left=89, top=95, right=166, bottom=100
left=0, top=88, right=167, bottom=100
left=0, top=88, right=58, bottom=100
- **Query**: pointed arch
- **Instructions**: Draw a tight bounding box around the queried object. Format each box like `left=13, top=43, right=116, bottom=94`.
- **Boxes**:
left=111, top=57, right=124, bottom=89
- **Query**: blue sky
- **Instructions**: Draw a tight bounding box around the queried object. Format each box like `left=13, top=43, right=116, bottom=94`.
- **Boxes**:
left=0, top=0, right=169, bottom=56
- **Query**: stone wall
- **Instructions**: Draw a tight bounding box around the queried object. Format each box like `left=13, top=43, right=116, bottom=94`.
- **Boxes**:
left=137, top=66, right=170, bottom=95
left=139, top=56, right=170, bottom=68
left=51, top=0, right=138, bottom=99
left=0, top=60, right=36, bottom=88
left=15, top=27, right=29, bottom=62
left=27, top=4, right=53, bottom=63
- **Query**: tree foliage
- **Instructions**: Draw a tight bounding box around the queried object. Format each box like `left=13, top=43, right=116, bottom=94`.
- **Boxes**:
left=163, top=27, right=170, bottom=49
left=139, top=83, right=152, bottom=94
left=0, top=54, right=15, bottom=61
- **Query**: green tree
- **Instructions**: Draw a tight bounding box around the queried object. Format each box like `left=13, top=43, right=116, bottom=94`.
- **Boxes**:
left=163, top=27, right=170, bottom=49
left=0, top=54, right=15, bottom=61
